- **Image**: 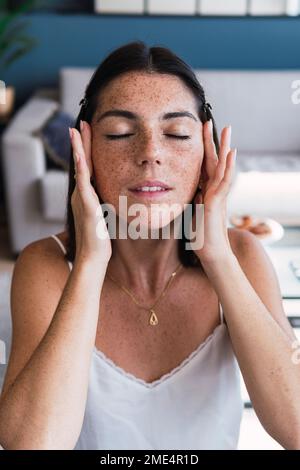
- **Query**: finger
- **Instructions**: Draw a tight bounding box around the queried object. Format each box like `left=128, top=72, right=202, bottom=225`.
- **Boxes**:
left=218, top=148, right=237, bottom=195
left=213, top=126, right=232, bottom=186
left=76, top=146, right=92, bottom=195
left=203, top=119, right=218, bottom=179
left=72, top=127, right=91, bottom=179
left=80, top=120, right=94, bottom=178
left=70, top=128, right=90, bottom=195
left=69, top=127, right=78, bottom=180
left=219, top=126, right=231, bottom=161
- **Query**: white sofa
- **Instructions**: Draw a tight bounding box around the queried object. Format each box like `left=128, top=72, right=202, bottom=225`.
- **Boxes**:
left=2, top=68, right=300, bottom=254
left=0, top=272, right=11, bottom=392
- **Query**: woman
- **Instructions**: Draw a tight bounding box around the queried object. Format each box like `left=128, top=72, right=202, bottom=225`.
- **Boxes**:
left=0, top=41, right=299, bottom=450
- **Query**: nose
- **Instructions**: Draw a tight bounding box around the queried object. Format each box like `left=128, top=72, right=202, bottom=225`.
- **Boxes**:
left=135, top=132, right=162, bottom=166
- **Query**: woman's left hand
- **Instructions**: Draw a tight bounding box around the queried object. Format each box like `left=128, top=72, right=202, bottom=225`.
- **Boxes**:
left=191, top=119, right=237, bottom=265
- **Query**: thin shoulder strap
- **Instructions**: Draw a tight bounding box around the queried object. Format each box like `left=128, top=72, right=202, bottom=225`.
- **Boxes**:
left=219, top=302, right=224, bottom=325
left=50, top=234, right=73, bottom=272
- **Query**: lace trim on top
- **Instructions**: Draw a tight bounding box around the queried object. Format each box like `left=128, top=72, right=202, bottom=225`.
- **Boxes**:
left=93, top=322, right=226, bottom=389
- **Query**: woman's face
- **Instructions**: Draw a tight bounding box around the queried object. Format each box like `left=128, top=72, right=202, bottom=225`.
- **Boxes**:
left=90, top=71, right=204, bottom=230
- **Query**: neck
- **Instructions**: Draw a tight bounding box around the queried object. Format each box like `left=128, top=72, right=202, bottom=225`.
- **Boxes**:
left=106, top=218, right=183, bottom=300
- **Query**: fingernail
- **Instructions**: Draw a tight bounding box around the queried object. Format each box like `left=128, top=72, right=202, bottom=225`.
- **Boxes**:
left=69, top=127, right=73, bottom=139
left=209, top=119, right=213, bottom=131
left=80, top=120, right=84, bottom=132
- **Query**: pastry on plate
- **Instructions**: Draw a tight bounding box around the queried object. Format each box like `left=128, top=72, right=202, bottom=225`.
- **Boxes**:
left=230, top=215, right=272, bottom=238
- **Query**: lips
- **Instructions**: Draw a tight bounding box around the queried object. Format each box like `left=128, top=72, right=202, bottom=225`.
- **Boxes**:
left=129, top=180, right=172, bottom=191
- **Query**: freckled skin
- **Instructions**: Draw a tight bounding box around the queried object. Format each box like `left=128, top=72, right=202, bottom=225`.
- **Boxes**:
left=90, top=71, right=204, bottom=230
left=83, top=72, right=224, bottom=370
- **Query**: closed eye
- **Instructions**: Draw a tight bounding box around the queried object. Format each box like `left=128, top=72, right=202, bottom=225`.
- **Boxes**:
left=105, top=134, right=134, bottom=140
left=165, top=134, right=191, bottom=140
left=105, top=134, right=191, bottom=140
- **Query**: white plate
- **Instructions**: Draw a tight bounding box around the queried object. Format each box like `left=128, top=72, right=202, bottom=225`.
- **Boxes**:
left=228, top=216, right=285, bottom=246
left=258, top=218, right=285, bottom=245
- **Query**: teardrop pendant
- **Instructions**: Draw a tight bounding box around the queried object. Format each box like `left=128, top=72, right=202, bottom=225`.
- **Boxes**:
left=149, top=309, right=158, bottom=326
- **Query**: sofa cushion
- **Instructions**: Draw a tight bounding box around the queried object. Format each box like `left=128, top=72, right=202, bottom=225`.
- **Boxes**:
left=227, top=169, right=300, bottom=226
left=33, top=110, right=75, bottom=171
left=195, top=70, right=300, bottom=153
left=235, top=152, right=300, bottom=172
left=39, top=170, right=69, bottom=222
left=0, top=271, right=12, bottom=393
left=227, top=151, right=300, bottom=225
left=5, top=96, right=59, bottom=136
left=59, top=67, right=95, bottom=119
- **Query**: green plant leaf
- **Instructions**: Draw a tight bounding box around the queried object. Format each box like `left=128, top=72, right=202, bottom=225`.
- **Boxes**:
left=0, top=19, right=29, bottom=54
left=0, top=0, right=36, bottom=37
left=1, top=38, right=36, bottom=68
left=0, top=1, right=37, bottom=72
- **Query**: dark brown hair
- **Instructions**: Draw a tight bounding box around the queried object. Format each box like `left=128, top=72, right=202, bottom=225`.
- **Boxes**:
left=64, top=40, right=219, bottom=268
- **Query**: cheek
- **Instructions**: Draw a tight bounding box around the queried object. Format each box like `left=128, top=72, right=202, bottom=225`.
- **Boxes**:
left=91, top=140, right=130, bottom=199
left=175, top=145, right=204, bottom=195
left=172, top=137, right=203, bottom=168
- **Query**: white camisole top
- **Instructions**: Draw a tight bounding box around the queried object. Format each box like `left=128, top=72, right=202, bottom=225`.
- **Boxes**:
left=50, top=234, right=244, bottom=450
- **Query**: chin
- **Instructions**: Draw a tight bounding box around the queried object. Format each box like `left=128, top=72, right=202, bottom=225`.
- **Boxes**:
left=123, top=204, right=183, bottom=240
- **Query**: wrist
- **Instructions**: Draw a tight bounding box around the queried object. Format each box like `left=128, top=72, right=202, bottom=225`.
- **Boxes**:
left=200, top=250, right=239, bottom=274
left=74, top=253, right=110, bottom=273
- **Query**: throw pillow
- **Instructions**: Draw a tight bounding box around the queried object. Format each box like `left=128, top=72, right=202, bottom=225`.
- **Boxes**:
left=33, top=110, right=75, bottom=171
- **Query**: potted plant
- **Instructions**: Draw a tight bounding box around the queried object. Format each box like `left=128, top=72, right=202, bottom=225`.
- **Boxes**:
left=0, top=0, right=37, bottom=122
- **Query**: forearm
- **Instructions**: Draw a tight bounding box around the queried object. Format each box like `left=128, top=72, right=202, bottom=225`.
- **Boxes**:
left=202, top=253, right=300, bottom=449
left=0, top=258, right=106, bottom=450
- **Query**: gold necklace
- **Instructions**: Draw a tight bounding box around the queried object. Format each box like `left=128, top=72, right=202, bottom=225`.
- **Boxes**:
left=106, top=262, right=183, bottom=326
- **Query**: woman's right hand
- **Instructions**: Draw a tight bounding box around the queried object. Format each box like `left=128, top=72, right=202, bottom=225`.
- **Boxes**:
left=69, top=120, right=112, bottom=265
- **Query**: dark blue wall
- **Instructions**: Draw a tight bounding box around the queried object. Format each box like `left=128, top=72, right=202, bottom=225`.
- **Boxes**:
left=3, top=13, right=300, bottom=107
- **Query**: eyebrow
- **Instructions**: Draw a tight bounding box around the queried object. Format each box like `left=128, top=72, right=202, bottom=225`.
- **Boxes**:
left=96, top=109, right=198, bottom=123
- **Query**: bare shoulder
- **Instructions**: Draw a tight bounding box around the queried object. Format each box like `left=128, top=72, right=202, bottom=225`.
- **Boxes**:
left=227, top=226, right=276, bottom=268
left=12, top=230, right=71, bottom=307
left=16, top=231, right=69, bottom=277
left=0, top=232, right=70, bottom=400
left=12, top=229, right=70, bottom=328
left=227, top=226, right=279, bottom=291
left=10, top=231, right=69, bottom=319
left=23, top=231, right=69, bottom=256
left=227, top=227, right=296, bottom=341
left=227, top=227, right=250, bottom=252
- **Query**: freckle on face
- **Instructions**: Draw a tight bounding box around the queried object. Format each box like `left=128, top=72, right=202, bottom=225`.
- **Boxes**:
left=91, top=71, right=204, bottom=212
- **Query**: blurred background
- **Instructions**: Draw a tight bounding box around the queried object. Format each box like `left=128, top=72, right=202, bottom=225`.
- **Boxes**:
left=1, top=0, right=300, bottom=450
